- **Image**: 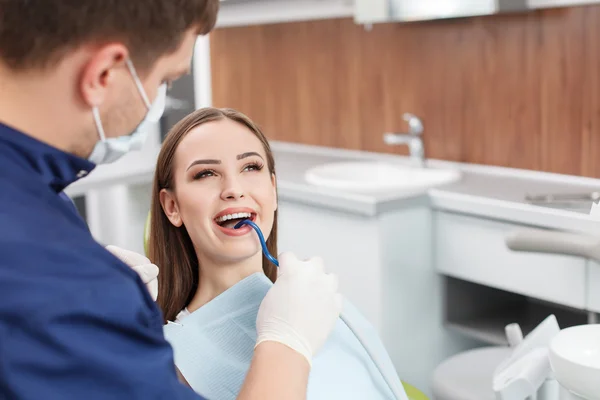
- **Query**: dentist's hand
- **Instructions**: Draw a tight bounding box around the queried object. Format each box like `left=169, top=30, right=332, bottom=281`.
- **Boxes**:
left=105, top=245, right=159, bottom=301
left=255, top=252, right=343, bottom=366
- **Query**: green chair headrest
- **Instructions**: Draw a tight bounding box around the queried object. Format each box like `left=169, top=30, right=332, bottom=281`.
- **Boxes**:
left=143, top=212, right=151, bottom=257
left=401, top=381, right=429, bottom=400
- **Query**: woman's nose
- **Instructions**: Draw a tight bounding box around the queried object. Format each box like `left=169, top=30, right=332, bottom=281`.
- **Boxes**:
left=221, top=178, right=245, bottom=200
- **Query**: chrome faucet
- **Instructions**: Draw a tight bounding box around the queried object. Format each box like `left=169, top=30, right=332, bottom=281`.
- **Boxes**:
left=383, top=113, right=425, bottom=167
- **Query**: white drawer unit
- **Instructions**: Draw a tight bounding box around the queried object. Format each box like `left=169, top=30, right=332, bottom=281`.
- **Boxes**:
left=588, top=261, right=600, bottom=313
left=434, top=211, right=587, bottom=309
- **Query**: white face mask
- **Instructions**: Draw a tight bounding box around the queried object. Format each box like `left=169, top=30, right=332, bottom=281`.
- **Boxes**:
left=88, top=59, right=167, bottom=165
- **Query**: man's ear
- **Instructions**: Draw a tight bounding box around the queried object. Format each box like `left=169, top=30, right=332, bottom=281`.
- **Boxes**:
left=160, top=188, right=183, bottom=227
left=79, top=43, right=129, bottom=107
left=271, top=173, right=278, bottom=212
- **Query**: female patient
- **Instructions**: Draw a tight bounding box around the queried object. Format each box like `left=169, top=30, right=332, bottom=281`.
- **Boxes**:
left=149, top=107, right=278, bottom=322
left=148, top=107, right=406, bottom=400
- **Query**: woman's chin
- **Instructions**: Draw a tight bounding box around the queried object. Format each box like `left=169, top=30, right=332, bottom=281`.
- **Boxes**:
left=214, top=242, right=263, bottom=264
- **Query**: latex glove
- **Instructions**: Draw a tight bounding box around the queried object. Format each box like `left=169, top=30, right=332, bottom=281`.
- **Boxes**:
left=255, top=252, right=343, bottom=366
left=105, top=245, right=159, bottom=301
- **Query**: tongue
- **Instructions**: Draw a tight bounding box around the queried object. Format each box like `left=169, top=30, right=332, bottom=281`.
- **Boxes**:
left=221, top=218, right=245, bottom=229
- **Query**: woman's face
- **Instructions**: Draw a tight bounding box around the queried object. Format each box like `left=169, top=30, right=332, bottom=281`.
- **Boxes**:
left=160, top=118, right=277, bottom=264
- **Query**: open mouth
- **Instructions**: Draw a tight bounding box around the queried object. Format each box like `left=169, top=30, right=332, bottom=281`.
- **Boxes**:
left=214, top=212, right=257, bottom=230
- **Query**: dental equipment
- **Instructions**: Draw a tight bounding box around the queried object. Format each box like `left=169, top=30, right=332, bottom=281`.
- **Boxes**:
left=234, top=219, right=408, bottom=400
left=493, top=315, right=561, bottom=400
left=525, top=192, right=600, bottom=204
left=505, top=229, right=600, bottom=264
left=492, top=315, right=600, bottom=400
left=498, top=204, right=600, bottom=400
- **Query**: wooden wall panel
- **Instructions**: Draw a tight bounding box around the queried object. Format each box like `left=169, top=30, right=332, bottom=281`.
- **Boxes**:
left=210, top=6, right=600, bottom=177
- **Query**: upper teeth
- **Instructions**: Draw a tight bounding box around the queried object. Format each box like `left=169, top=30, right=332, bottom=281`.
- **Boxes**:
left=216, top=212, right=252, bottom=223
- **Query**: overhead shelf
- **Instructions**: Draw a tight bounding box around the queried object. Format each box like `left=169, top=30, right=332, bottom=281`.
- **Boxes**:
left=216, top=0, right=354, bottom=27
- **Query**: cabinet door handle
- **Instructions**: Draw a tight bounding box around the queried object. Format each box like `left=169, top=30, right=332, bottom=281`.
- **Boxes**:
left=505, top=228, right=600, bottom=262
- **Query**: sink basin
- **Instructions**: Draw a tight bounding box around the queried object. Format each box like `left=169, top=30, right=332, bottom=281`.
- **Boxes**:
left=549, top=324, right=600, bottom=400
left=304, top=161, right=461, bottom=193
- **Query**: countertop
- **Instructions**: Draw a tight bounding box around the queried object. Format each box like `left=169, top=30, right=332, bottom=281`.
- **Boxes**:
left=270, top=142, right=600, bottom=235
left=66, top=140, right=600, bottom=236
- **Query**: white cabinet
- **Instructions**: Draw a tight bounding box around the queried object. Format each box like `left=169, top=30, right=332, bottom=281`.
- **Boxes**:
left=588, top=261, right=600, bottom=313
left=277, top=200, right=383, bottom=328
left=435, top=211, right=587, bottom=309
left=277, top=197, right=477, bottom=396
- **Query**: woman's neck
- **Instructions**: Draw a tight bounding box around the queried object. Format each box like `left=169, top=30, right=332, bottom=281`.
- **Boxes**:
left=186, top=251, right=263, bottom=313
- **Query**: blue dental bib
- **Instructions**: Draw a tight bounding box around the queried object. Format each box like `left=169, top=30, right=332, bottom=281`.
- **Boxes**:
left=164, top=273, right=403, bottom=400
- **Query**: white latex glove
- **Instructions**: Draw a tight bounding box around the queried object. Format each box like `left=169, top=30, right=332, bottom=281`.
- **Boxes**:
left=255, top=252, right=343, bottom=366
left=105, top=245, right=159, bottom=301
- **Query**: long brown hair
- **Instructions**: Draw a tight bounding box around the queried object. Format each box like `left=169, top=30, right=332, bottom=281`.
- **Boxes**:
left=149, top=107, right=278, bottom=322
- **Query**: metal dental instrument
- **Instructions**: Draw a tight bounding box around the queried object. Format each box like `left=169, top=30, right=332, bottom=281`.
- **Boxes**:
left=234, top=219, right=407, bottom=400
left=525, top=192, right=600, bottom=204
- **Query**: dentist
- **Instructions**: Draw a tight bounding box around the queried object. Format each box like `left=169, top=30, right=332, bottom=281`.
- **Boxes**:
left=0, top=1, right=342, bottom=399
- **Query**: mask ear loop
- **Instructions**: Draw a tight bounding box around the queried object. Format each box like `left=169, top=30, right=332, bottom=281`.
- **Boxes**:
left=92, top=107, right=107, bottom=142
left=146, top=83, right=168, bottom=123
left=125, top=58, right=152, bottom=109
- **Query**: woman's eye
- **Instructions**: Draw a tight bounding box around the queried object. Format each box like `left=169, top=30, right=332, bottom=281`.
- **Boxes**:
left=193, top=169, right=215, bottom=180
left=243, top=163, right=264, bottom=172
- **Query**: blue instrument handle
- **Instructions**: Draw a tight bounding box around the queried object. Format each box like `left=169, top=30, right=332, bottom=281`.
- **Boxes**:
left=234, top=219, right=279, bottom=267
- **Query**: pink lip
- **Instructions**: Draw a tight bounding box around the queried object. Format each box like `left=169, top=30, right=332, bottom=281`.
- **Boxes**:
left=214, top=207, right=257, bottom=237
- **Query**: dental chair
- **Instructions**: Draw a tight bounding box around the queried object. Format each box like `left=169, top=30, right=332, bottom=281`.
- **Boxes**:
left=142, top=212, right=429, bottom=400
left=431, top=333, right=515, bottom=399
left=432, top=316, right=565, bottom=400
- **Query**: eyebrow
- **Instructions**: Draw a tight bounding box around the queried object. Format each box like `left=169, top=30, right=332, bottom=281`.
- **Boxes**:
left=186, top=159, right=220, bottom=171
left=186, top=152, right=263, bottom=171
left=237, top=152, right=263, bottom=160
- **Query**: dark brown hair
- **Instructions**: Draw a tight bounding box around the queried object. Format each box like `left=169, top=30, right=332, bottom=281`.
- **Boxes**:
left=149, top=108, right=278, bottom=322
left=0, top=0, right=219, bottom=71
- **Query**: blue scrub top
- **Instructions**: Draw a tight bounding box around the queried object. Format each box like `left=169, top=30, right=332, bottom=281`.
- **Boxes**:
left=0, top=122, right=206, bottom=399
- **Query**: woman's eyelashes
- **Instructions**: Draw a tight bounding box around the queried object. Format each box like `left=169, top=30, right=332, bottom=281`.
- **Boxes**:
left=193, top=169, right=216, bottom=180
left=192, top=162, right=264, bottom=180
left=243, top=162, right=264, bottom=172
